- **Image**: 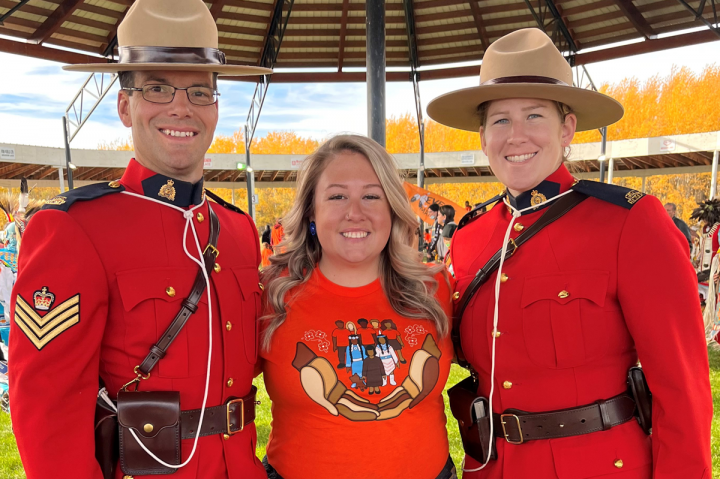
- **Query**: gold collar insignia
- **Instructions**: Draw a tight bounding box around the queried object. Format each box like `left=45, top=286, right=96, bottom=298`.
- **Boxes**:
left=158, top=180, right=176, bottom=202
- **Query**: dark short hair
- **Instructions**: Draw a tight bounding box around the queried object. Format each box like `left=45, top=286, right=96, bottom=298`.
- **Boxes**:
left=428, top=203, right=440, bottom=212
left=119, top=71, right=219, bottom=95
left=440, top=205, right=455, bottom=219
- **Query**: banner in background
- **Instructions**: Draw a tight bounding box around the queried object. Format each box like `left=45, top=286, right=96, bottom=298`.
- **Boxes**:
left=403, top=182, right=464, bottom=224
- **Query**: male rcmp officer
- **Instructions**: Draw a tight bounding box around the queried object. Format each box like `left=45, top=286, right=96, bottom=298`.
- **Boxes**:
left=9, top=1, right=272, bottom=478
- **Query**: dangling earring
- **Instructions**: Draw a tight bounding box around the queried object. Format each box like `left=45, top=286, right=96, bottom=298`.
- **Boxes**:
left=309, top=221, right=317, bottom=236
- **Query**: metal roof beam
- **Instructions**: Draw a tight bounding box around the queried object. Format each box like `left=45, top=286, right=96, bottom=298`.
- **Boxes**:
left=0, top=0, right=31, bottom=26
left=611, top=0, right=657, bottom=39
left=28, top=0, right=85, bottom=45
left=675, top=0, right=720, bottom=38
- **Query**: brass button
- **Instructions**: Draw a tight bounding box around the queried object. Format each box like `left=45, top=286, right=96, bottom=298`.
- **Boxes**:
left=166, top=286, right=176, bottom=297
left=614, top=459, right=623, bottom=468
left=226, top=321, right=232, bottom=331
left=500, top=273, right=509, bottom=283
left=492, top=330, right=501, bottom=338
left=123, top=476, right=134, bottom=479
left=227, top=378, right=234, bottom=387
left=452, top=292, right=460, bottom=300
left=143, top=424, right=154, bottom=433
left=513, top=223, right=524, bottom=232
left=223, top=434, right=230, bottom=440
left=214, top=263, right=221, bottom=273
left=503, top=381, right=512, bottom=389
left=197, top=213, right=204, bottom=223
left=558, top=290, right=569, bottom=299
left=108, top=180, right=121, bottom=188
left=258, top=282, right=265, bottom=291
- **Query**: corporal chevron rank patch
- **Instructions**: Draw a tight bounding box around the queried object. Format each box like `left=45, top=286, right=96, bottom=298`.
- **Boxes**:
left=14, top=292, right=80, bottom=350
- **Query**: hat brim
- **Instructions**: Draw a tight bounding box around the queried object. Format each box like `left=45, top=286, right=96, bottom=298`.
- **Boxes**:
left=426, top=83, right=624, bottom=132
left=62, top=62, right=272, bottom=77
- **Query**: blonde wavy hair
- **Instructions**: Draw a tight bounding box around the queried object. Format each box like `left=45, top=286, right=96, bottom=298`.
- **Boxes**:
left=261, top=134, right=449, bottom=351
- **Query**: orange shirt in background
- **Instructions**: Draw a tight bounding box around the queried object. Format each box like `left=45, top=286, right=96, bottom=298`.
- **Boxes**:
left=260, top=247, right=272, bottom=269
left=260, top=268, right=453, bottom=479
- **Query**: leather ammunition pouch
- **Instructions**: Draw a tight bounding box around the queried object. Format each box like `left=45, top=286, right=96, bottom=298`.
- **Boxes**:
left=118, top=391, right=181, bottom=475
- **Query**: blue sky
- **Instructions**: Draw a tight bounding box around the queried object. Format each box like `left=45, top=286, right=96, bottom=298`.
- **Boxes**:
left=0, top=33, right=719, bottom=150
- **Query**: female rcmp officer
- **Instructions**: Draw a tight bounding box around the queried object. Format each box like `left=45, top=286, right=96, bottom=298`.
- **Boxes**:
left=426, top=28, right=713, bottom=478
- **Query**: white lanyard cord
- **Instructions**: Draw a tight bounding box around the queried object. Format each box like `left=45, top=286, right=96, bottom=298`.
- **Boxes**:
left=463, top=188, right=575, bottom=473
left=113, top=190, right=214, bottom=469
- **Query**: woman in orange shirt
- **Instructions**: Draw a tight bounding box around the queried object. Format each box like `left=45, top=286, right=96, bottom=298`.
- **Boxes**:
left=259, top=134, right=455, bottom=479
left=260, top=242, right=273, bottom=269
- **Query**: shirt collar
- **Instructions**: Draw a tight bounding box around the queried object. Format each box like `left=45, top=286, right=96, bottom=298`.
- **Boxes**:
left=119, top=159, right=205, bottom=207
left=506, top=164, right=576, bottom=214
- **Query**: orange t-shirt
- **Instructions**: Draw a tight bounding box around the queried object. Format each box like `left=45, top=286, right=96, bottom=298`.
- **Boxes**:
left=260, top=247, right=273, bottom=269
left=260, top=268, right=453, bottom=479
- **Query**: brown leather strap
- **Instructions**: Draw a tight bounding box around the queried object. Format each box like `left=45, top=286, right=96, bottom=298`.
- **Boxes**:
left=451, top=191, right=587, bottom=370
left=493, top=393, right=636, bottom=443
left=180, top=386, right=257, bottom=439
left=137, top=204, right=220, bottom=376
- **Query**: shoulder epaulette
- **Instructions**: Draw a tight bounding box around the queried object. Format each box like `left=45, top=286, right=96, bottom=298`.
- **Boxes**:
left=205, top=189, right=246, bottom=215
left=573, top=179, right=645, bottom=210
left=457, top=193, right=506, bottom=230
left=41, top=181, right=125, bottom=212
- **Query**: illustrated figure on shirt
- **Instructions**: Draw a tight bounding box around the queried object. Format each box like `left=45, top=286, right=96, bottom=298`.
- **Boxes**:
left=362, top=347, right=385, bottom=395
left=293, top=334, right=443, bottom=422
left=345, top=335, right=367, bottom=387
left=345, top=320, right=357, bottom=336
left=356, top=318, right=376, bottom=352
left=376, top=335, right=399, bottom=386
left=370, top=319, right=382, bottom=337
left=331, top=320, right=350, bottom=369
left=381, top=320, right=406, bottom=364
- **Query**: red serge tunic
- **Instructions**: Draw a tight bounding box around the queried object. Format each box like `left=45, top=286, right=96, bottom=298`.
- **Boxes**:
left=9, top=160, right=266, bottom=479
left=449, top=165, right=712, bottom=479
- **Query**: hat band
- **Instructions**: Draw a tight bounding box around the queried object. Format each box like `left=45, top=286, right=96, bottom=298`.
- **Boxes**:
left=118, top=46, right=227, bottom=66
left=481, top=75, right=569, bottom=86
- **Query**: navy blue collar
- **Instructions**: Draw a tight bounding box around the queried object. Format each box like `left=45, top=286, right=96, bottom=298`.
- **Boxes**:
left=505, top=165, right=576, bottom=215
left=140, top=174, right=204, bottom=207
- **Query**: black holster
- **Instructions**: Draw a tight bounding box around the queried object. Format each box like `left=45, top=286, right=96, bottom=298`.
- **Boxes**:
left=627, top=366, right=652, bottom=435
left=94, top=394, right=119, bottom=479
left=448, top=376, right=497, bottom=464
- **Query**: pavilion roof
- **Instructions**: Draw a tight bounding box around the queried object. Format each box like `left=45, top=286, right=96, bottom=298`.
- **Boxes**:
left=0, top=0, right=718, bottom=82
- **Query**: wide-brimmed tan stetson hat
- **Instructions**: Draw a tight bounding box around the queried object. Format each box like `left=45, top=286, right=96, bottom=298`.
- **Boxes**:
left=426, top=28, right=623, bottom=132
left=63, top=0, right=271, bottom=77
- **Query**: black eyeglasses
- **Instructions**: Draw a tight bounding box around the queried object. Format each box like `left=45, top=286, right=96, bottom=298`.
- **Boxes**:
left=122, top=84, right=220, bottom=106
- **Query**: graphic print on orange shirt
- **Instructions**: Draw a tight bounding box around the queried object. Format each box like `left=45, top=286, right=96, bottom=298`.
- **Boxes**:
left=292, top=317, right=442, bottom=422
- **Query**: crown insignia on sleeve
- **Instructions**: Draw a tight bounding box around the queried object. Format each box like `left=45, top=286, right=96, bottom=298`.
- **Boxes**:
left=33, top=287, right=55, bottom=311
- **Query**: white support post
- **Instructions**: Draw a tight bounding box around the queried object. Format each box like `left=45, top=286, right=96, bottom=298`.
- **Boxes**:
left=607, top=157, right=614, bottom=184
left=58, top=167, right=65, bottom=192
left=641, top=177, right=647, bottom=193
left=711, top=150, right=719, bottom=199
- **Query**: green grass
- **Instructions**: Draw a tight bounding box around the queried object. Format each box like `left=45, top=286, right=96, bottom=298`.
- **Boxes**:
left=1, top=356, right=718, bottom=478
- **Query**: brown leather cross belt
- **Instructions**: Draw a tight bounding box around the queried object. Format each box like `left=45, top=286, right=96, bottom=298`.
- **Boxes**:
left=180, top=386, right=258, bottom=439
left=493, top=393, right=636, bottom=444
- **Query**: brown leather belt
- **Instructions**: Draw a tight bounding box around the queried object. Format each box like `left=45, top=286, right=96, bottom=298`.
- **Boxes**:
left=493, top=393, right=636, bottom=444
left=180, top=386, right=257, bottom=439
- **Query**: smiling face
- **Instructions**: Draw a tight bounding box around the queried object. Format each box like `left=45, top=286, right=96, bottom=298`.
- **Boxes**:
left=480, top=98, right=577, bottom=196
left=117, top=70, right=218, bottom=182
left=313, top=151, right=392, bottom=275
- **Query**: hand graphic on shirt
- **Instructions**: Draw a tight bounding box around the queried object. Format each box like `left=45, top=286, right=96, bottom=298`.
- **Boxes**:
left=292, top=334, right=442, bottom=422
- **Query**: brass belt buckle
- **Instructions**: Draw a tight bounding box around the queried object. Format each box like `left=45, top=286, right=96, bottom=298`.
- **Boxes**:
left=500, top=414, right=524, bottom=444
left=226, top=398, right=244, bottom=435
left=204, top=244, right=220, bottom=258
left=507, top=238, right=518, bottom=256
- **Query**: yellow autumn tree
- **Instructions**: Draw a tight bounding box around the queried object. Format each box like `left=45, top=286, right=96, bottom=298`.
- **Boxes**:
left=574, top=65, right=720, bottom=143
